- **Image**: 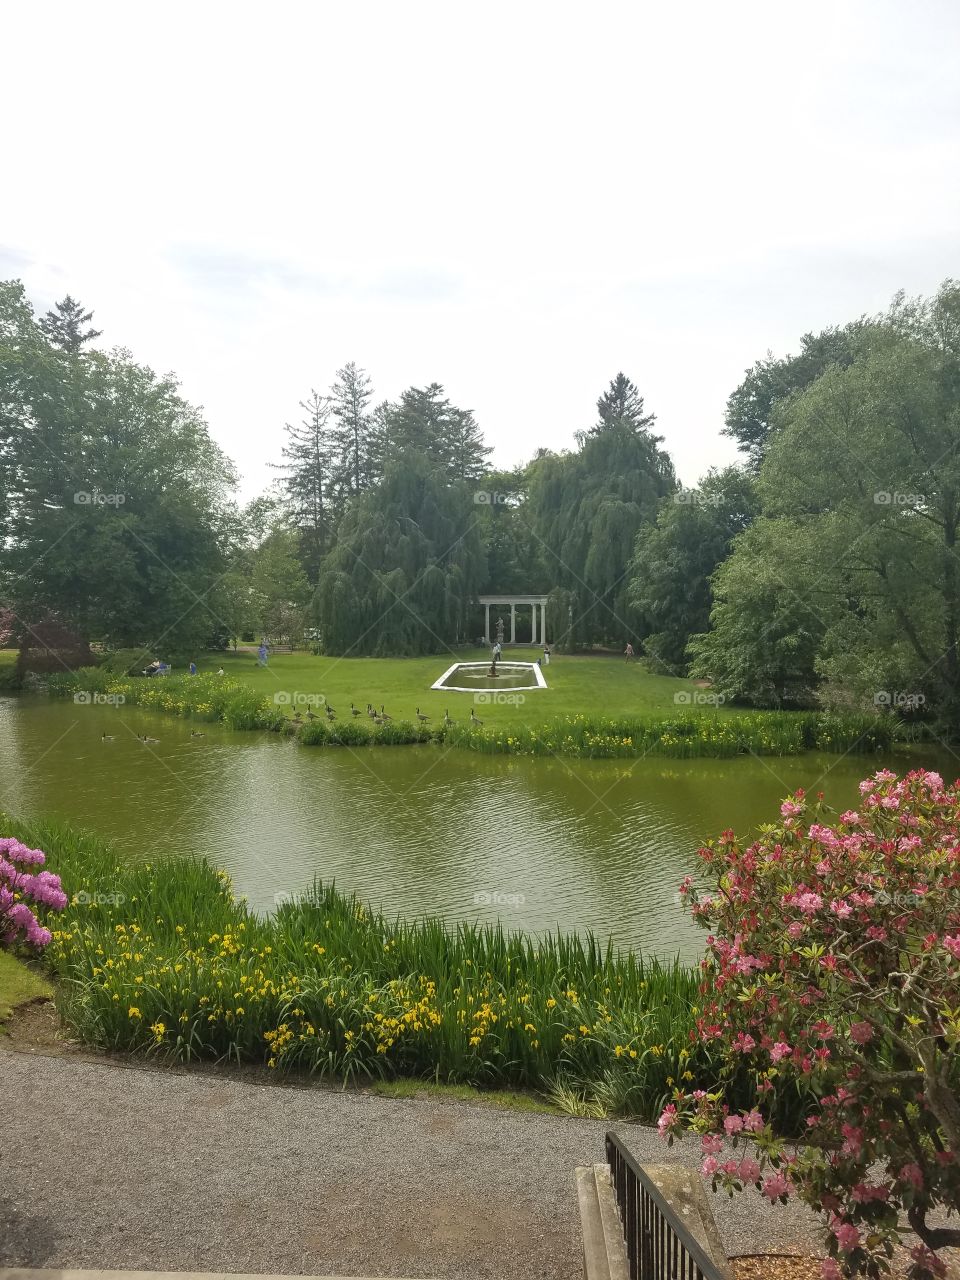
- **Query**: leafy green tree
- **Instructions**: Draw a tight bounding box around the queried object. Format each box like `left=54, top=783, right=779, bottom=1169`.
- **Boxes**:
left=526, top=376, right=675, bottom=646
left=686, top=518, right=828, bottom=706
left=314, top=452, right=485, bottom=655
left=0, top=282, right=236, bottom=658
left=724, top=323, right=868, bottom=470
left=756, top=280, right=960, bottom=720
left=629, top=467, right=758, bottom=672
left=473, top=465, right=548, bottom=596
left=382, top=384, right=491, bottom=482
left=250, top=529, right=310, bottom=643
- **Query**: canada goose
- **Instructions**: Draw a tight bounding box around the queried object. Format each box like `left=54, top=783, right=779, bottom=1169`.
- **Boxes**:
left=190, top=730, right=205, bottom=738
left=379, top=705, right=392, bottom=721
left=291, top=712, right=304, bottom=726
left=305, top=708, right=317, bottom=720
left=101, top=733, right=115, bottom=741
left=366, top=702, right=377, bottom=719
left=350, top=702, right=361, bottom=717
left=141, top=735, right=160, bottom=744
left=416, top=707, right=429, bottom=723
left=326, top=705, right=337, bottom=721
left=470, top=710, right=483, bottom=726
left=443, top=710, right=455, bottom=726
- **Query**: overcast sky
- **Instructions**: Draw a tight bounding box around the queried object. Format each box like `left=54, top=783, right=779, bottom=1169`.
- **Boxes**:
left=3, top=0, right=959, bottom=498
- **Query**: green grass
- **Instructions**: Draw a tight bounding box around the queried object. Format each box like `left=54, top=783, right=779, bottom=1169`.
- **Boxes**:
left=201, top=648, right=711, bottom=727
left=0, top=949, right=52, bottom=1027
left=41, top=653, right=895, bottom=759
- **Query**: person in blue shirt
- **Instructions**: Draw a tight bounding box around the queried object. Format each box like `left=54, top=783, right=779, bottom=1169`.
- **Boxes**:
left=189, top=661, right=197, bottom=675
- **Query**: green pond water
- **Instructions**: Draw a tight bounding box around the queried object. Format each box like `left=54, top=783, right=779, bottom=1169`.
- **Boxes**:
left=0, top=696, right=950, bottom=959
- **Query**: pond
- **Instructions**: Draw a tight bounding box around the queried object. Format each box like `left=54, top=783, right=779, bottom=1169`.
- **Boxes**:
left=0, top=696, right=950, bottom=960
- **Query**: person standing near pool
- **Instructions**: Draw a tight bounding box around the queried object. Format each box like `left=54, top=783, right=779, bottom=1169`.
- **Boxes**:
left=543, top=644, right=551, bottom=665
left=624, top=642, right=635, bottom=661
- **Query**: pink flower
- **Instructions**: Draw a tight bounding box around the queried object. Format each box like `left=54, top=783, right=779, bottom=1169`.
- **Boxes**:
left=761, top=1172, right=791, bottom=1201
left=849, top=1021, right=873, bottom=1045
left=657, top=1104, right=679, bottom=1138
left=701, top=1133, right=724, bottom=1155
left=701, top=1156, right=719, bottom=1176
left=742, top=1110, right=765, bottom=1133
left=899, top=1162, right=924, bottom=1190
left=787, top=921, right=804, bottom=940
left=943, top=934, right=960, bottom=960
left=723, top=1115, right=744, bottom=1135
left=780, top=799, right=803, bottom=818
left=821, top=1261, right=842, bottom=1280
left=910, top=1244, right=947, bottom=1277
left=770, top=1041, right=792, bottom=1063
left=833, top=1221, right=861, bottom=1252
left=796, top=892, right=823, bottom=915
left=839, top=810, right=859, bottom=825
left=738, top=1157, right=761, bottom=1183
left=829, top=899, right=853, bottom=919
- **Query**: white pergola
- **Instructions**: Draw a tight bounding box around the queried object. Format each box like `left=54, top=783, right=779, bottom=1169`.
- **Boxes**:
left=479, top=594, right=548, bottom=646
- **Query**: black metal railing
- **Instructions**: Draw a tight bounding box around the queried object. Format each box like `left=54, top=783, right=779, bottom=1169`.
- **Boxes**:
left=605, top=1131, right=726, bottom=1280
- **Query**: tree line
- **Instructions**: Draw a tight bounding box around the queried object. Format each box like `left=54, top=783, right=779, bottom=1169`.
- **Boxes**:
left=3, top=274, right=959, bottom=724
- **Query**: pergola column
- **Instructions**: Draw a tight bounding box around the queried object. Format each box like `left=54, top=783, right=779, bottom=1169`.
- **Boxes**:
left=484, top=602, right=491, bottom=644
left=531, top=602, right=538, bottom=646
left=510, top=603, right=516, bottom=644
left=541, top=601, right=547, bottom=647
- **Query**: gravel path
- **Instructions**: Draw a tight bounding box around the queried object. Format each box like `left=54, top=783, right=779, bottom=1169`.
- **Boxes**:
left=0, top=1049, right=822, bottom=1279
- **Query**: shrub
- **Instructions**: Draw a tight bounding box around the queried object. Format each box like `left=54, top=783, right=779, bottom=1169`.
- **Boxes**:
left=660, top=769, right=960, bottom=1280
left=0, top=835, right=67, bottom=948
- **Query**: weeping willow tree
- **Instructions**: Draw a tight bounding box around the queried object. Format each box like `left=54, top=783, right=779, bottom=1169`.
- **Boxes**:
left=313, top=452, right=485, bottom=655
left=526, top=374, right=676, bottom=647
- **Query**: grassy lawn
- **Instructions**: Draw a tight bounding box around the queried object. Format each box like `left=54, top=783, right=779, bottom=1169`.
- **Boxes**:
left=198, top=648, right=710, bottom=728
left=0, top=949, right=52, bottom=1028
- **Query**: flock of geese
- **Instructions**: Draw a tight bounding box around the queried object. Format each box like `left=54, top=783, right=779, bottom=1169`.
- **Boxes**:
left=287, top=701, right=485, bottom=727
left=100, top=730, right=206, bottom=744
left=100, top=702, right=486, bottom=745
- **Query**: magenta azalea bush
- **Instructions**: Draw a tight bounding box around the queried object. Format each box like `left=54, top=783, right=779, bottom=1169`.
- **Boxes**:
left=0, top=835, right=67, bottom=948
left=660, top=769, right=960, bottom=1280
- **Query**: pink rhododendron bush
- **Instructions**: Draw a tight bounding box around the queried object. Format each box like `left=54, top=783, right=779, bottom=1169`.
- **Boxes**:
left=0, top=835, right=67, bottom=948
left=661, top=769, right=960, bottom=1280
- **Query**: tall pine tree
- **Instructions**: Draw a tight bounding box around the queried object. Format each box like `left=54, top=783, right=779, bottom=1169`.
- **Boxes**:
left=38, top=294, right=102, bottom=354
left=329, top=361, right=376, bottom=499
left=272, top=392, right=333, bottom=585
